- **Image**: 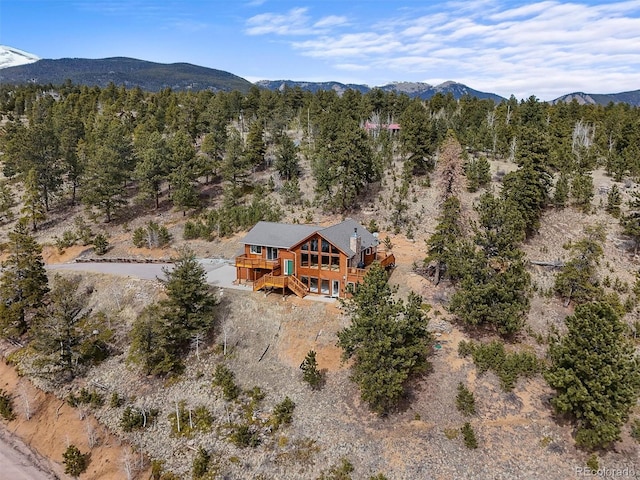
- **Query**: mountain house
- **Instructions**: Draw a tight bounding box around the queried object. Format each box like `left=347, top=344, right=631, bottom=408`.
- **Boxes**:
left=235, top=219, right=395, bottom=298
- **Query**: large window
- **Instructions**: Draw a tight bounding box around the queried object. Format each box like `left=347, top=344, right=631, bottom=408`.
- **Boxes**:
left=321, top=279, right=330, bottom=295
left=250, top=245, right=262, bottom=254
left=309, top=277, right=319, bottom=293
left=301, top=253, right=309, bottom=267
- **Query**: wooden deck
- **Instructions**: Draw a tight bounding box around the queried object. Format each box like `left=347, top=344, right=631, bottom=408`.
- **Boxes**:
left=235, top=255, right=281, bottom=272
left=346, top=253, right=396, bottom=283
left=253, top=273, right=308, bottom=298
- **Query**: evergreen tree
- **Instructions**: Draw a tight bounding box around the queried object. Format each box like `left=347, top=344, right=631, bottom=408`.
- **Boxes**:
left=553, top=173, right=570, bottom=208
left=571, top=172, right=594, bottom=213
left=606, top=184, right=622, bottom=218
left=133, top=130, right=170, bottom=209
left=0, top=181, right=16, bottom=223
left=274, top=133, right=299, bottom=180
left=63, top=445, right=88, bottom=479
left=20, top=168, right=46, bottom=231
left=245, top=120, right=266, bottom=170
left=545, top=302, right=640, bottom=448
left=0, top=220, right=49, bottom=338
left=555, top=225, right=605, bottom=306
left=399, top=99, right=434, bottom=174
left=300, top=350, right=322, bottom=389
left=82, top=145, right=128, bottom=223
left=129, top=249, right=218, bottom=375
left=32, top=275, right=112, bottom=380
left=473, top=193, right=526, bottom=260
left=501, top=160, right=552, bottom=236
left=449, top=257, right=531, bottom=336
left=425, top=196, right=463, bottom=285
left=337, top=264, right=432, bottom=415
left=170, top=164, right=200, bottom=215
left=621, top=190, right=640, bottom=254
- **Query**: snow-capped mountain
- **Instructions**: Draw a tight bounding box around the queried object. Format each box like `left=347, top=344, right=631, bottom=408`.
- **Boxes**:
left=0, top=45, right=39, bottom=69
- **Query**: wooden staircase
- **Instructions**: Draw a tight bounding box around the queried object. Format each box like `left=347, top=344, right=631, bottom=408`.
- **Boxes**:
left=253, top=274, right=308, bottom=298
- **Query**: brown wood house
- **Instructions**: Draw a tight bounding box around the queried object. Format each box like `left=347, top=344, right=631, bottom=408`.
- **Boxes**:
left=235, top=219, right=395, bottom=298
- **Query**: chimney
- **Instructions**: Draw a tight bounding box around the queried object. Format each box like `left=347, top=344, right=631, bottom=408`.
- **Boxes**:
left=349, top=227, right=361, bottom=259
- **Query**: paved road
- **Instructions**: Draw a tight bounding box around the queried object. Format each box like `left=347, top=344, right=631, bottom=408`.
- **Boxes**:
left=48, top=258, right=244, bottom=287
left=47, top=258, right=336, bottom=303
left=0, top=427, right=58, bottom=480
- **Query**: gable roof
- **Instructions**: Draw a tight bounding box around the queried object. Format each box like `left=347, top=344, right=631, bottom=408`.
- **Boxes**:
left=318, top=219, right=378, bottom=257
left=239, top=221, right=319, bottom=249
left=240, top=219, right=378, bottom=257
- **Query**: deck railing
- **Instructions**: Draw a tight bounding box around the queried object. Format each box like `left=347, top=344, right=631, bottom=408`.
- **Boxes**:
left=235, top=255, right=281, bottom=270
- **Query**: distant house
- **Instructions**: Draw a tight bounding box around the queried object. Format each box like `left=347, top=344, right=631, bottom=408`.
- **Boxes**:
left=235, top=219, right=395, bottom=298
left=363, top=121, right=401, bottom=136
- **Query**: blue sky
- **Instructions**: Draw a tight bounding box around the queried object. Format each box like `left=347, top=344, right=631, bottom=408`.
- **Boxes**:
left=1, top=0, right=639, bottom=100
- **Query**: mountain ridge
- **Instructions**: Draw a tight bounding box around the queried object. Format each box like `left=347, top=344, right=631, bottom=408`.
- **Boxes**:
left=0, top=46, right=638, bottom=105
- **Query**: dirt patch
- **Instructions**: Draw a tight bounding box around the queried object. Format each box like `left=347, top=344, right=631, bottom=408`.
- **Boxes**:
left=0, top=356, right=150, bottom=480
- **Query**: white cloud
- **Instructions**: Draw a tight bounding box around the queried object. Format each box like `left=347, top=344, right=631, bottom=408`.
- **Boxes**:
left=245, top=7, right=311, bottom=35
left=314, top=15, right=348, bottom=28
left=244, top=1, right=640, bottom=99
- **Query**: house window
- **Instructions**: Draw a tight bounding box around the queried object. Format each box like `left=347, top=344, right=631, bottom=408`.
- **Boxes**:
left=321, top=279, right=330, bottom=295
left=301, top=253, right=309, bottom=267
left=321, top=239, right=330, bottom=253
left=310, top=254, right=318, bottom=267
left=301, top=242, right=308, bottom=251
left=250, top=245, right=262, bottom=254
left=266, top=247, right=278, bottom=260
left=331, top=256, right=340, bottom=271
left=321, top=255, right=330, bottom=270
left=331, top=245, right=340, bottom=254
left=301, top=276, right=309, bottom=288
left=309, top=277, right=319, bottom=293
left=365, top=247, right=371, bottom=255
left=310, top=238, right=318, bottom=252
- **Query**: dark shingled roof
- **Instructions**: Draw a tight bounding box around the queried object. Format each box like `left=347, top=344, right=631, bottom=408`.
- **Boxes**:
left=239, top=219, right=378, bottom=258
left=239, top=221, right=319, bottom=249
left=318, top=219, right=378, bottom=257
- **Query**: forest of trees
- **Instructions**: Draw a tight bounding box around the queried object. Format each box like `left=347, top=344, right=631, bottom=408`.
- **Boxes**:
left=2, top=79, right=640, bottom=476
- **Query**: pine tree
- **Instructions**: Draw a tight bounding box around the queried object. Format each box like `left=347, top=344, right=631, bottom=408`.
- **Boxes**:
left=274, top=133, right=299, bottom=180
left=555, top=225, right=605, bottom=306
left=553, top=173, right=570, bottom=208
left=0, top=220, right=49, bottom=338
left=425, top=196, right=463, bottom=285
left=606, top=184, right=622, bottom=218
left=571, top=172, right=594, bottom=213
left=32, top=275, right=112, bottom=380
left=129, top=249, right=218, bottom=376
left=337, top=264, right=432, bottom=415
left=0, top=181, right=16, bottom=223
left=245, top=120, right=266, bottom=170
left=20, top=168, right=46, bottom=231
left=545, top=301, right=640, bottom=448
left=300, top=350, right=322, bottom=389
left=621, top=190, right=640, bottom=254
left=82, top=145, right=128, bottom=223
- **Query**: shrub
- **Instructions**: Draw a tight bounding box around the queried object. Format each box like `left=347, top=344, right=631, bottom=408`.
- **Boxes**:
left=458, top=340, right=541, bottom=391
left=229, top=423, right=261, bottom=448
left=270, top=397, right=295, bottom=431
left=213, top=365, right=240, bottom=401
left=133, top=221, right=171, bottom=248
left=0, top=389, right=16, bottom=421
left=631, top=419, right=640, bottom=442
left=67, top=388, right=104, bottom=408
left=93, top=233, right=109, bottom=255
left=461, top=422, right=478, bottom=449
left=192, top=447, right=210, bottom=479
left=120, top=406, right=159, bottom=432
left=300, top=350, right=322, bottom=389
left=63, top=445, right=88, bottom=478
left=586, top=454, right=599, bottom=473
left=168, top=402, right=213, bottom=437
left=110, top=392, right=124, bottom=408
left=55, top=230, right=77, bottom=253
left=456, top=382, right=476, bottom=416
